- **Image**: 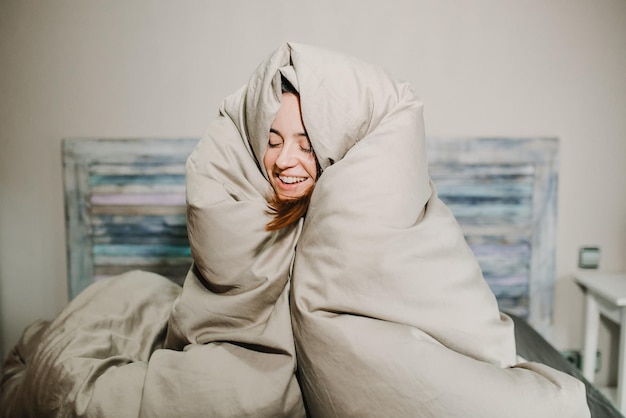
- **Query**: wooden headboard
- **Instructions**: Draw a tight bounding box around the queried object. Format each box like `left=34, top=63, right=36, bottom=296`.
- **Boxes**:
left=63, top=137, right=558, bottom=336
left=63, top=138, right=198, bottom=296
left=426, top=137, right=558, bottom=338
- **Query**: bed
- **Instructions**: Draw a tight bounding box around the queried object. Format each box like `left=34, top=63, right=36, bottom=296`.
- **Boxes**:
left=511, top=313, right=622, bottom=417
left=59, top=136, right=621, bottom=417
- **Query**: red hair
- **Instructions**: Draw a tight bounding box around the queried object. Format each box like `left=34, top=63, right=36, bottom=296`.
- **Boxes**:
left=265, top=186, right=314, bottom=231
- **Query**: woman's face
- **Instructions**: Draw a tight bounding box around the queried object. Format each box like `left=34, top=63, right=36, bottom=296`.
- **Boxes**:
left=263, top=93, right=317, bottom=201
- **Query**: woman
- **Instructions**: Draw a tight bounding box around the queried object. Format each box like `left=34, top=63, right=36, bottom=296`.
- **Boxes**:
left=1, top=43, right=589, bottom=418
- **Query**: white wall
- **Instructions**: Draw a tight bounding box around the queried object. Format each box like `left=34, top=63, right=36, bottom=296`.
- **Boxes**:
left=1, top=0, right=625, bottom=384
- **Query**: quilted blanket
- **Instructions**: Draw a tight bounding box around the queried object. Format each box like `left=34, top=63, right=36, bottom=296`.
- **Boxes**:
left=1, top=43, right=589, bottom=417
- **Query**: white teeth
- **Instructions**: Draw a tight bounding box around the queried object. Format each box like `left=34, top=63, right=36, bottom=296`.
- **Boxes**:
left=279, top=175, right=306, bottom=184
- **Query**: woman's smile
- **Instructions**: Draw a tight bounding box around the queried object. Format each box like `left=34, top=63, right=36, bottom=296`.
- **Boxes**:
left=271, top=170, right=314, bottom=198
left=278, top=175, right=307, bottom=184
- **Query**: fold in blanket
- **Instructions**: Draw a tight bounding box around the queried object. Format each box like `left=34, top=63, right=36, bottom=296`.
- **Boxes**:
left=1, top=43, right=589, bottom=417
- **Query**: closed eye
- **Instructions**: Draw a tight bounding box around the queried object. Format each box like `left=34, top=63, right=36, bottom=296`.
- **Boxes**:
left=268, top=129, right=283, bottom=148
left=299, top=136, right=313, bottom=154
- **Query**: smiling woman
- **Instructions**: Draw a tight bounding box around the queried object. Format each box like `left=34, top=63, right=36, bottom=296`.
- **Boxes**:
left=264, top=77, right=321, bottom=231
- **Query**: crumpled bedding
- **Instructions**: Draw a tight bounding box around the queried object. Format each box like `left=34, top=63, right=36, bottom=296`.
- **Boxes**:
left=1, top=43, right=589, bottom=417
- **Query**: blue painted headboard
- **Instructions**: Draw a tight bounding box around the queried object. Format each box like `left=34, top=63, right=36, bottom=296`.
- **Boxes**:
left=63, top=137, right=558, bottom=336
left=426, top=138, right=558, bottom=338
left=63, top=138, right=198, bottom=296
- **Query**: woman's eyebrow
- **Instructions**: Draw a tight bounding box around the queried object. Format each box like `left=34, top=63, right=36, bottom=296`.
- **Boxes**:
left=270, top=128, right=308, bottom=138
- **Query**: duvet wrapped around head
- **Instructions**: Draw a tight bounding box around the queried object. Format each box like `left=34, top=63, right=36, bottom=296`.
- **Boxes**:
left=182, top=42, right=589, bottom=417
left=243, top=43, right=590, bottom=418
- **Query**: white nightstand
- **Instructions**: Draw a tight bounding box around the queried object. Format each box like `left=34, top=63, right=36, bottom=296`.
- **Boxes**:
left=574, top=271, right=626, bottom=413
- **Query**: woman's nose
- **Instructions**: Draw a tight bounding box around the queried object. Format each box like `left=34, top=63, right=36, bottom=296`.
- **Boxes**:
left=275, top=143, right=297, bottom=168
